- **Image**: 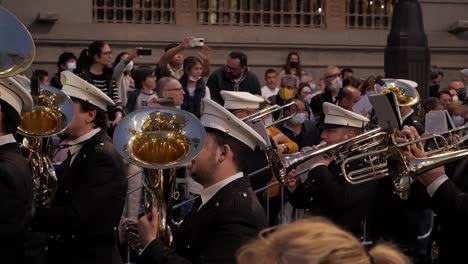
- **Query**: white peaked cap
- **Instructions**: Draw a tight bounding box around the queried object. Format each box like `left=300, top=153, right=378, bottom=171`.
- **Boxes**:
left=396, top=79, right=418, bottom=89
left=61, top=71, right=114, bottom=110
left=323, top=102, right=369, bottom=128
left=221, top=90, right=264, bottom=110
left=0, top=76, right=33, bottom=115
left=200, top=98, right=266, bottom=150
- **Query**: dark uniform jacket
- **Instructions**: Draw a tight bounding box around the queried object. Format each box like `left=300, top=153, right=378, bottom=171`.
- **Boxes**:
left=0, top=141, right=33, bottom=262
left=402, top=110, right=425, bottom=136
left=432, top=159, right=468, bottom=263
left=32, top=131, right=127, bottom=264
left=288, top=162, right=378, bottom=237
left=137, top=176, right=267, bottom=264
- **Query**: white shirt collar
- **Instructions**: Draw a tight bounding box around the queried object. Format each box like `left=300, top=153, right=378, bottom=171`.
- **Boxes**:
left=199, top=171, right=244, bottom=208
left=68, top=128, right=102, bottom=156
left=401, top=108, right=414, bottom=122
left=0, top=134, right=16, bottom=147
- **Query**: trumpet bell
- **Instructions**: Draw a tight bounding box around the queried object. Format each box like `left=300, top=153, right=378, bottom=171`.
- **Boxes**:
left=375, top=79, right=420, bottom=107
left=17, top=84, right=75, bottom=137
left=113, top=107, right=206, bottom=170
left=0, top=7, right=35, bottom=78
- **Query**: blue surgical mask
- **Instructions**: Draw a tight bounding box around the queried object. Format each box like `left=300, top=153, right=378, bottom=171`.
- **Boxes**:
left=309, top=83, right=317, bottom=90
left=291, top=113, right=306, bottom=125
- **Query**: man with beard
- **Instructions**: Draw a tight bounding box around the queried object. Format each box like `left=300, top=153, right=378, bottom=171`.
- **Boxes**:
left=0, top=76, right=34, bottom=262
left=310, top=65, right=342, bottom=124
left=136, top=98, right=267, bottom=264
left=206, top=51, right=261, bottom=104
left=31, top=71, right=127, bottom=264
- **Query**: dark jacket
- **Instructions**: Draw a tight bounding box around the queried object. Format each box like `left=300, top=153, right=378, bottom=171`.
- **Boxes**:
left=206, top=67, right=261, bottom=104
left=402, top=111, right=425, bottom=136
left=279, top=120, right=321, bottom=149
left=0, top=142, right=33, bottom=262
left=32, top=131, right=127, bottom=264
left=288, top=162, right=378, bottom=237
left=126, top=89, right=141, bottom=113
left=431, top=159, right=468, bottom=263
left=310, top=88, right=334, bottom=120
left=137, top=176, right=267, bottom=264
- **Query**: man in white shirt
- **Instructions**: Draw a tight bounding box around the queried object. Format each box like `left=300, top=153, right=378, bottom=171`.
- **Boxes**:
left=261, top=69, right=280, bottom=98
left=137, top=98, right=267, bottom=264
left=31, top=72, right=127, bottom=264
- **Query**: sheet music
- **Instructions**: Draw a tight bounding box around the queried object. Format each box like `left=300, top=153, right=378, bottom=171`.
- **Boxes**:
left=352, top=95, right=373, bottom=116
left=425, top=110, right=449, bottom=134
left=368, top=93, right=402, bottom=130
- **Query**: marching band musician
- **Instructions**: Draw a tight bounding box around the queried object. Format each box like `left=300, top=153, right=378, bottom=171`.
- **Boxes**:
left=0, top=77, right=34, bottom=262
left=400, top=125, right=468, bottom=263
left=30, top=71, right=127, bottom=264
left=220, top=90, right=299, bottom=224
left=136, top=98, right=267, bottom=264
left=286, top=102, right=378, bottom=238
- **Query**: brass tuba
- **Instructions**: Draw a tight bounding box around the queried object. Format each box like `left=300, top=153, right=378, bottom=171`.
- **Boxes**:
left=0, top=7, right=74, bottom=207
left=113, top=107, right=206, bottom=247
left=374, top=78, right=420, bottom=107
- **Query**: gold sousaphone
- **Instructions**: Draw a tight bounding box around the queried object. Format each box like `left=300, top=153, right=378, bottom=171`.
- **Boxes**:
left=114, top=107, right=206, bottom=247
left=0, top=7, right=75, bottom=206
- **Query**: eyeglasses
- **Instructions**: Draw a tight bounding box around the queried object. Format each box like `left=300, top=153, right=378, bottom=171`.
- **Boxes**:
left=101, top=50, right=113, bottom=56
left=225, top=65, right=242, bottom=73
left=326, top=73, right=340, bottom=79
left=165, top=87, right=184, bottom=92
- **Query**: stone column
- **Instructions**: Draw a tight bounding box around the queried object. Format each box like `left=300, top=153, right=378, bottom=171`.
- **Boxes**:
left=175, top=0, right=197, bottom=26
left=325, top=0, right=346, bottom=31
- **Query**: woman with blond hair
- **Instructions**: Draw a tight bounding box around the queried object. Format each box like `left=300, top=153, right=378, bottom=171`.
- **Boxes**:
left=237, top=217, right=411, bottom=264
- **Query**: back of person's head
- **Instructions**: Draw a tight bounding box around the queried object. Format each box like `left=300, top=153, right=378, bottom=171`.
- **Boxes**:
left=57, top=52, right=77, bottom=72
left=165, top=43, right=179, bottom=52
left=33, top=69, right=49, bottom=84
left=155, top=76, right=175, bottom=97
left=113, top=52, right=129, bottom=68
left=228, top=51, right=248, bottom=68
left=133, top=65, right=155, bottom=90
left=0, top=99, right=21, bottom=134
left=237, top=217, right=410, bottom=264
left=76, top=40, right=108, bottom=72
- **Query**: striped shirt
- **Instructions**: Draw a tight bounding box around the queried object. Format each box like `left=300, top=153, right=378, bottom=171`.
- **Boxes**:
left=80, top=72, right=124, bottom=115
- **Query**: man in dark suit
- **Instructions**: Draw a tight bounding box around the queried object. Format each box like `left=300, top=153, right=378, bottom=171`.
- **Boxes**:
left=287, top=102, right=378, bottom=238
left=403, top=127, right=468, bottom=264
left=137, top=98, right=267, bottom=264
left=31, top=71, right=127, bottom=264
left=0, top=76, right=34, bottom=262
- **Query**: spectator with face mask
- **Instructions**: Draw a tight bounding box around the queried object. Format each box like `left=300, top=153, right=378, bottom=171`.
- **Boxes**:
left=50, top=52, right=77, bottom=89
left=279, top=52, right=308, bottom=79
left=447, top=102, right=465, bottom=127
left=112, top=49, right=140, bottom=106
left=310, top=65, right=342, bottom=125
left=268, top=75, right=300, bottom=120
left=261, top=69, right=280, bottom=98
left=439, top=91, right=453, bottom=109
left=278, top=98, right=320, bottom=150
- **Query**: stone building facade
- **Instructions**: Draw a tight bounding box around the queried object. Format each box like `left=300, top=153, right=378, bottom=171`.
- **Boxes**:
left=2, top=0, right=467, bottom=89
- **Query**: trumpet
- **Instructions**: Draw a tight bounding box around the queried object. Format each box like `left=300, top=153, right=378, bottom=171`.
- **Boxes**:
left=267, top=128, right=386, bottom=184
left=241, top=101, right=297, bottom=127
left=342, top=130, right=468, bottom=199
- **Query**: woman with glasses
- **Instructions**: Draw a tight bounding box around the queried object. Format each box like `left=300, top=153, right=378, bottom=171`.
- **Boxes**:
left=76, top=40, right=125, bottom=129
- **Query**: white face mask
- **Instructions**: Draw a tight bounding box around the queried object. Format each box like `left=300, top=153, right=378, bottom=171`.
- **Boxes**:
left=263, top=117, right=273, bottom=127
left=329, top=77, right=342, bottom=92
left=66, top=62, right=76, bottom=71
left=452, top=95, right=459, bottom=102
left=452, top=116, right=465, bottom=127
left=124, top=61, right=134, bottom=72
left=291, top=113, right=306, bottom=125
left=309, top=83, right=317, bottom=90
left=304, top=94, right=313, bottom=104
left=189, top=75, right=201, bottom=82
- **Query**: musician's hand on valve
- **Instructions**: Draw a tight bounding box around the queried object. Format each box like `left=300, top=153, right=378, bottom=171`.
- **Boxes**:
left=402, top=141, right=446, bottom=187
left=138, top=207, right=159, bottom=247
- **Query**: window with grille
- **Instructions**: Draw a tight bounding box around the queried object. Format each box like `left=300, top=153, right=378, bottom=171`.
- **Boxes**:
left=198, top=0, right=324, bottom=27
left=93, top=0, right=175, bottom=24
left=346, top=0, right=396, bottom=29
